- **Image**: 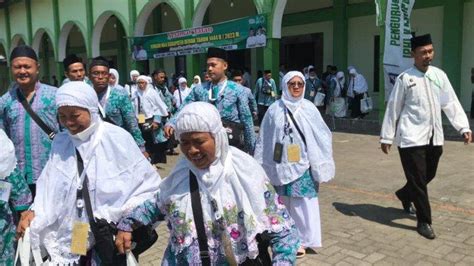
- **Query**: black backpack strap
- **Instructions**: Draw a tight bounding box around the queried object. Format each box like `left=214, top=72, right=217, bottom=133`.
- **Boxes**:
left=286, top=107, right=307, bottom=147
left=16, top=89, right=56, bottom=140
left=189, top=171, right=211, bottom=266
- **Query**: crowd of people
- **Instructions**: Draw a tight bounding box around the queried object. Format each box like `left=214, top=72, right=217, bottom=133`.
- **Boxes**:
left=0, top=33, right=472, bottom=265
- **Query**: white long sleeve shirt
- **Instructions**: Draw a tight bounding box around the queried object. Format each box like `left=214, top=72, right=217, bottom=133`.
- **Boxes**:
left=380, top=66, right=471, bottom=148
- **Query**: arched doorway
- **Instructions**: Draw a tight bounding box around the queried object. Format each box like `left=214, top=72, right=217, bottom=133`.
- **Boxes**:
left=0, top=43, right=8, bottom=93
left=93, top=13, right=128, bottom=86
left=10, top=34, right=26, bottom=52
left=33, top=30, right=57, bottom=86
left=136, top=1, right=182, bottom=78
left=58, top=22, right=88, bottom=84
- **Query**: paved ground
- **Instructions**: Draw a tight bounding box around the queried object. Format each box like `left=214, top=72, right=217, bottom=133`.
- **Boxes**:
left=139, top=132, right=474, bottom=265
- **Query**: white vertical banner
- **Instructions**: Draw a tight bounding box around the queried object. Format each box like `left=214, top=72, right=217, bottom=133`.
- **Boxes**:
left=383, top=0, right=415, bottom=101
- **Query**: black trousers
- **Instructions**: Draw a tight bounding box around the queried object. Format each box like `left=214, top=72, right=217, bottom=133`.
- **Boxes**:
left=397, top=144, right=443, bottom=224
left=257, top=104, right=269, bottom=126
left=470, top=92, right=474, bottom=119
left=350, top=93, right=367, bottom=118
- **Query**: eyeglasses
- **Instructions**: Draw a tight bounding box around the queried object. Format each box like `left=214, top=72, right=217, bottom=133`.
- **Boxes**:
left=91, top=71, right=109, bottom=77
left=288, top=81, right=304, bottom=88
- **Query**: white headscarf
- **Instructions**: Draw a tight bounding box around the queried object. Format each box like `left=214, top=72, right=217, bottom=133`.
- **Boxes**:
left=0, top=129, right=16, bottom=179
left=161, top=102, right=293, bottom=263
left=191, top=75, right=201, bottom=90
left=347, top=66, right=368, bottom=95
left=30, top=81, right=162, bottom=265
left=255, top=71, right=335, bottom=186
left=281, top=71, right=306, bottom=113
left=109, top=68, right=120, bottom=87
left=129, top=69, right=139, bottom=81
left=331, top=71, right=346, bottom=97
left=132, top=75, right=168, bottom=118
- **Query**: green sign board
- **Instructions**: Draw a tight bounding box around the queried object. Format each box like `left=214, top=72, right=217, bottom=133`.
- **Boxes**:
left=130, top=14, right=268, bottom=61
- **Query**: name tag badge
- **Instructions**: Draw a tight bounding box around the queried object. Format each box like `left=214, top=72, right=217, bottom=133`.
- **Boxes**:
left=271, top=91, right=276, bottom=97
left=138, top=113, right=146, bottom=124
left=0, top=181, right=12, bottom=203
left=273, top=142, right=284, bottom=163
left=287, top=144, right=301, bottom=162
left=310, top=91, right=315, bottom=97
left=70, top=222, right=90, bottom=255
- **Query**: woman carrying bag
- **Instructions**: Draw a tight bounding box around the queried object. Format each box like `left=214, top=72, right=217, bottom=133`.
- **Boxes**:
left=254, top=71, right=335, bottom=258
left=17, top=82, right=162, bottom=265
left=115, top=102, right=299, bottom=265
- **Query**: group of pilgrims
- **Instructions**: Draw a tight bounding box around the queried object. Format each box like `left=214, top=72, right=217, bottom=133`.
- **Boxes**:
left=0, top=33, right=472, bottom=266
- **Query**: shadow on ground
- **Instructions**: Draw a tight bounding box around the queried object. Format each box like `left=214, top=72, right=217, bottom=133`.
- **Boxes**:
left=332, top=202, right=417, bottom=231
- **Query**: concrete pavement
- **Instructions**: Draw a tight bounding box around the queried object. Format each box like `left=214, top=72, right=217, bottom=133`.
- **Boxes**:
left=139, top=132, right=474, bottom=265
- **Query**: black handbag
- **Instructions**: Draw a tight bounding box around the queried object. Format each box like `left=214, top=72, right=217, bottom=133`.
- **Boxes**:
left=76, top=151, right=157, bottom=265
left=221, top=119, right=245, bottom=150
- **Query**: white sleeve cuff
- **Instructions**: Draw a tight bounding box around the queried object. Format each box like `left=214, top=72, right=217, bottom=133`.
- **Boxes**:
left=380, top=138, right=393, bottom=145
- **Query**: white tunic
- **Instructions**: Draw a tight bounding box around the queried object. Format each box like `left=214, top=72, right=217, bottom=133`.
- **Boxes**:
left=173, top=87, right=192, bottom=108
left=380, top=66, right=471, bottom=148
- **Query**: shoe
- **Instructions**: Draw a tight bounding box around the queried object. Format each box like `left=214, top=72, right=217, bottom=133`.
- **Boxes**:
left=296, top=247, right=306, bottom=259
left=395, top=192, right=416, bottom=216
left=417, top=223, right=436, bottom=239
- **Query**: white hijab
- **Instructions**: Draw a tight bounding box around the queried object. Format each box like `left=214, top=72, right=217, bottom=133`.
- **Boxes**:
left=129, top=69, right=139, bottom=81
left=0, top=129, right=16, bottom=180
left=132, top=75, right=168, bottom=118
left=30, top=81, right=162, bottom=265
left=348, top=66, right=368, bottom=95
left=109, top=68, right=120, bottom=87
left=332, top=71, right=346, bottom=97
left=160, top=102, right=293, bottom=264
left=255, top=71, right=335, bottom=186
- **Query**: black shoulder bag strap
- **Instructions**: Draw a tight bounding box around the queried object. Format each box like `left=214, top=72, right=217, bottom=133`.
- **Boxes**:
left=76, top=150, right=95, bottom=224
left=189, top=171, right=211, bottom=266
left=286, top=107, right=307, bottom=147
left=16, top=89, right=56, bottom=140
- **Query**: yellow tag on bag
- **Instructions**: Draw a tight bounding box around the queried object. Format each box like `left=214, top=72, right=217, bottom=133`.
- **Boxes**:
left=287, top=144, right=301, bottom=162
left=138, top=113, right=146, bottom=124
left=70, top=222, right=90, bottom=255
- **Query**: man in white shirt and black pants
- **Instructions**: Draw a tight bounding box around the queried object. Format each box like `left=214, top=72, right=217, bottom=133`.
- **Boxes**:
left=380, top=34, right=472, bottom=239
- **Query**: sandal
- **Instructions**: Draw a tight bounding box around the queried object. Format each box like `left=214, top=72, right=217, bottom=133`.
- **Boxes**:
left=296, top=247, right=306, bottom=258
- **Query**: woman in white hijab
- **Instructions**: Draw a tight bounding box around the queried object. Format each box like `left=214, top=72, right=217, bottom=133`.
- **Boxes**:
left=124, top=70, right=140, bottom=97
left=132, top=75, right=169, bottom=165
left=109, top=68, right=125, bottom=91
left=254, top=71, right=335, bottom=258
left=347, top=66, right=369, bottom=119
left=115, top=102, right=299, bottom=265
left=0, top=129, right=32, bottom=265
left=17, top=81, right=162, bottom=265
left=173, top=77, right=192, bottom=108
left=190, top=75, right=202, bottom=90
left=328, top=71, right=348, bottom=118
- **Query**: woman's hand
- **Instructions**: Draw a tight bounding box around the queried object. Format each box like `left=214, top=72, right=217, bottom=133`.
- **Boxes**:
left=115, top=231, right=133, bottom=254
left=16, top=210, right=35, bottom=239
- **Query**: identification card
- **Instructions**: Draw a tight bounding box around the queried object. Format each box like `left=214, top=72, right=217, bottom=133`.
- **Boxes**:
left=310, top=91, right=315, bottom=97
left=70, top=222, right=90, bottom=255
left=273, top=142, right=284, bottom=163
left=287, top=144, right=301, bottom=162
left=271, top=91, right=276, bottom=97
left=0, top=181, right=12, bottom=202
left=138, top=113, right=146, bottom=124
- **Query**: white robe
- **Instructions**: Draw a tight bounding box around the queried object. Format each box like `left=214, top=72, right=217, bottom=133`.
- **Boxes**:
left=30, top=121, right=162, bottom=265
left=131, top=86, right=169, bottom=119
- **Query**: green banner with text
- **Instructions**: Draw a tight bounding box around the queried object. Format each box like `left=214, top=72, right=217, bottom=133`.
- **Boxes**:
left=130, top=14, right=268, bottom=61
